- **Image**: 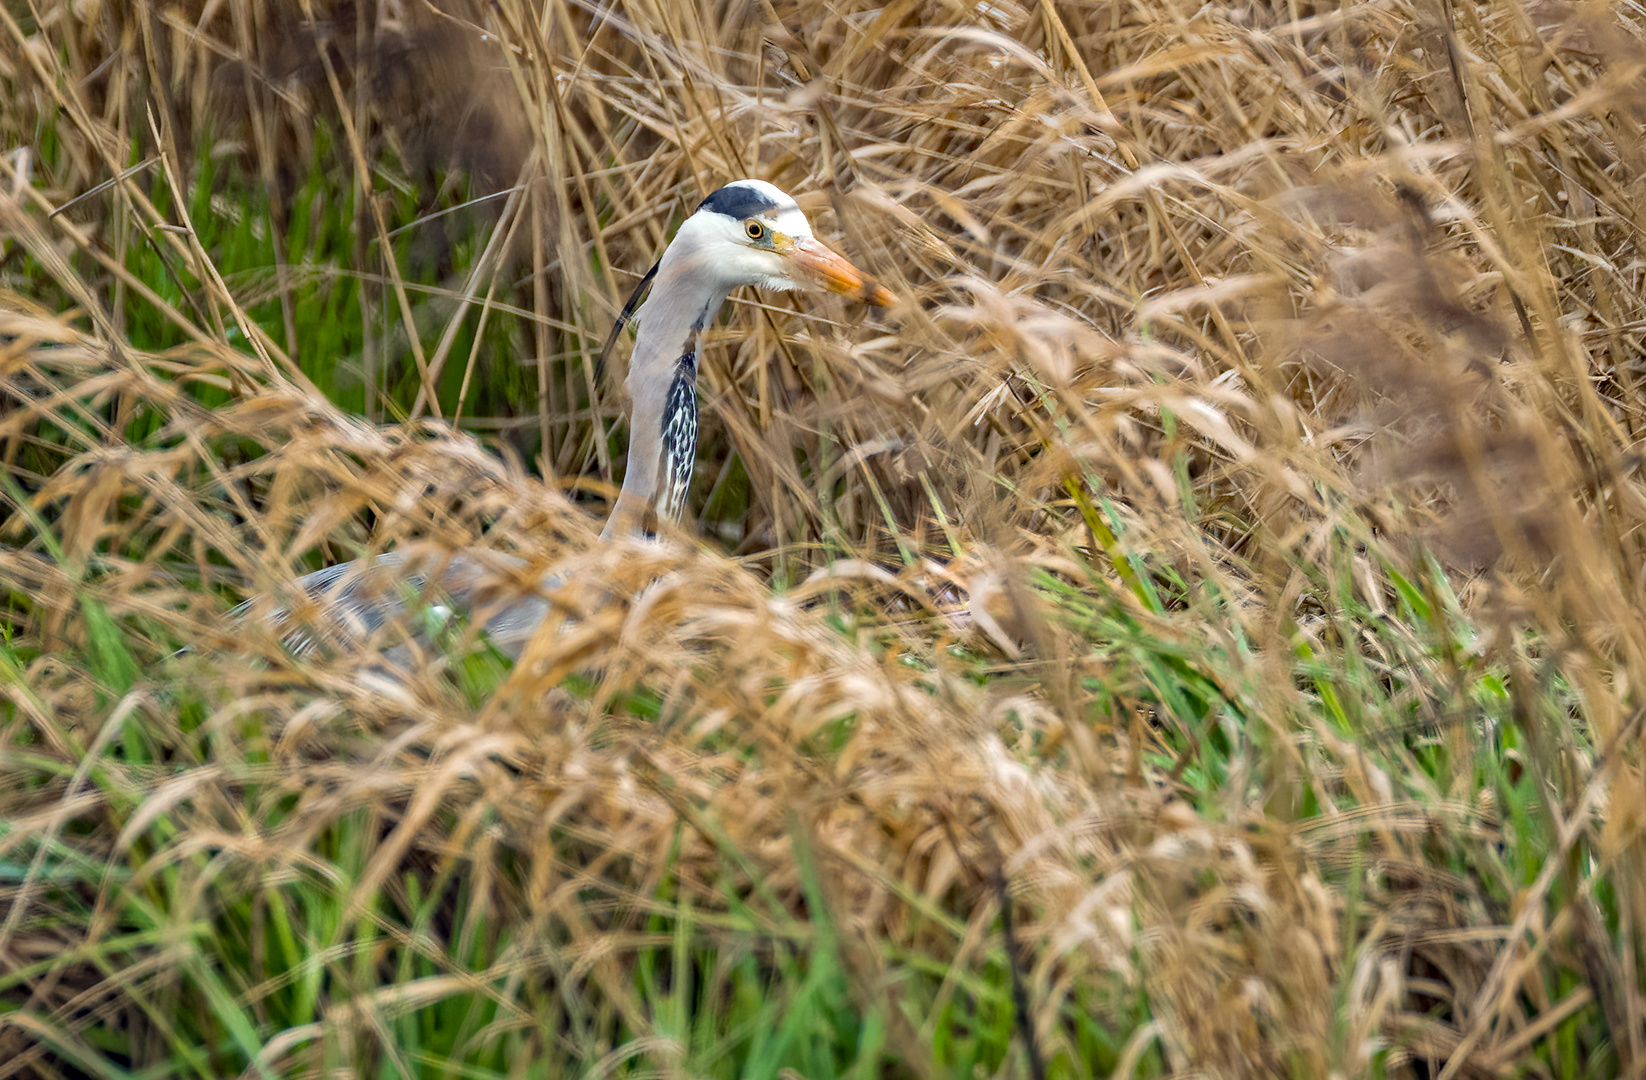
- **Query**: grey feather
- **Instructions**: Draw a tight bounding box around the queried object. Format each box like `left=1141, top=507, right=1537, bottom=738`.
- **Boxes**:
left=235, top=550, right=564, bottom=659
left=222, top=178, right=886, bottom=661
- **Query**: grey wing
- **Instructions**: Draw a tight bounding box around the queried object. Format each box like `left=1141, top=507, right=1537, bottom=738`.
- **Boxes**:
left=229, top=551, right=418, bottom=655
left=232, top=549, right=554, bottom=658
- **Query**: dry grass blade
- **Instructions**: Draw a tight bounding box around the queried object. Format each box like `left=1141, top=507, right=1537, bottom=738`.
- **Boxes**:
left=4, top=0, right=1646, bottom=1076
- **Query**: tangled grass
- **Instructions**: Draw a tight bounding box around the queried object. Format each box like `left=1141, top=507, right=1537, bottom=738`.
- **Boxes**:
left=3, top=0, right=1646, bottom=1076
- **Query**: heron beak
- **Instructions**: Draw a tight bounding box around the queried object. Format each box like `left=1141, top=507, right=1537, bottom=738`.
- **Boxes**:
left=786, top=237, right=898, bottom=307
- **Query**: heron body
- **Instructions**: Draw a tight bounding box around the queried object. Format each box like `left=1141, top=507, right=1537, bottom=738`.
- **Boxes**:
left=242, top=179, right=895, bottom=657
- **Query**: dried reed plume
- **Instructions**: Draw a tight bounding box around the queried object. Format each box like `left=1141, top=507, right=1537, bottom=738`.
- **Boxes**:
left=3, top=0, right=1646, bottom=1076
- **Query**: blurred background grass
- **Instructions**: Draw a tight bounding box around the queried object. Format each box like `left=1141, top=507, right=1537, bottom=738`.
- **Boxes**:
left=3, top=0, right=1646, bottom=1077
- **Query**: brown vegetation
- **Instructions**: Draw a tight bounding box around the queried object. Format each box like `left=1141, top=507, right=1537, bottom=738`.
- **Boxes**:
left=3, top=0, right=1646, bottom=1075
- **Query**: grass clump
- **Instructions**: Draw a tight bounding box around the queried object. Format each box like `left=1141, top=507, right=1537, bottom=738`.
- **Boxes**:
left=4, top=0, right=1646, bottom=1076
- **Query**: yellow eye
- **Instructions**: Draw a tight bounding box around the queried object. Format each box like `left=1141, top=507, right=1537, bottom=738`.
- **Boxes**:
left=745, top=220, right=765, bottom=241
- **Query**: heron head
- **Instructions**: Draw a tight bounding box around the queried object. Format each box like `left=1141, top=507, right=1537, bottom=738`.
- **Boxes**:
left=681, top=179, right=898, bottom=307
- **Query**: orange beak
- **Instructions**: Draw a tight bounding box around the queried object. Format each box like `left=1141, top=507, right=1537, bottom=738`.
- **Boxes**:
left=786, top=237, right=898, bottom=307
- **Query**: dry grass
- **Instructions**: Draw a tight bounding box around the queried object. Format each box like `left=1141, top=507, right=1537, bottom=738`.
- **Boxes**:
left=3, top=0, right=1646, bottom=1076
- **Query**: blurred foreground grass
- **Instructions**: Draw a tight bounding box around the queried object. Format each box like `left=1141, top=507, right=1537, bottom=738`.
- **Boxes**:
left=3, top=0, right=1646, bottom=1077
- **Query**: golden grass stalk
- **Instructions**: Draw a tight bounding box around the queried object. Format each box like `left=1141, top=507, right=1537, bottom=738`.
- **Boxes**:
left=4, top=0, right=1646, bottom=1074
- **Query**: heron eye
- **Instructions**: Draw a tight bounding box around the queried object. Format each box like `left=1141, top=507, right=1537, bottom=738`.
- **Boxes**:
left=745, top=220, right=765, bottom=241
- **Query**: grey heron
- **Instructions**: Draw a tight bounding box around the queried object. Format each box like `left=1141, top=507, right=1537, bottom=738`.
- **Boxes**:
left=238, top=179, right=897, bottom=658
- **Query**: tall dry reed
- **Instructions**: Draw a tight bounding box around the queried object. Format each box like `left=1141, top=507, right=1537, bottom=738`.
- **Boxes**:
left=3, top=0, right=1645, bottom=1075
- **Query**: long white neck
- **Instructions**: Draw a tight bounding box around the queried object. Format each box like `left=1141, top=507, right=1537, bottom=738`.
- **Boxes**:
left=599, top=232, right=732, bottom=540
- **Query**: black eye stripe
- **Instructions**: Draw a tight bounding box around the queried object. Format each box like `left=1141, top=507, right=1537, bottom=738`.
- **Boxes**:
left=696, top=183, right=783, bottom=219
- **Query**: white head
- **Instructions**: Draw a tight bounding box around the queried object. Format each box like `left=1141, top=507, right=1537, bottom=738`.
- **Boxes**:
left=598, top=178, right=895, bottom=540
left=655, top=179, right=898, bottom=307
